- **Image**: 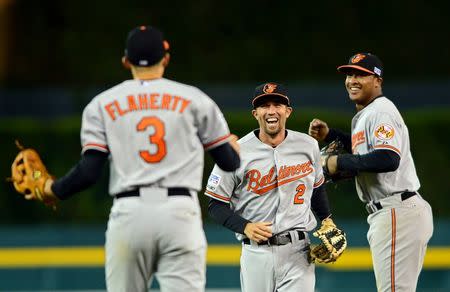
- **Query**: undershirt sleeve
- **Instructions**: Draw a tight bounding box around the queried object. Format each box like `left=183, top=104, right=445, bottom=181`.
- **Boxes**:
left=310, top=185, right=331, bottom=221
left=338, top=149, right=400, bottom=173
left=208, top=143, right=240, bottom=171
left=208, top=198, right=250, bottom=234
left=52, top=150, right=108, bottom=200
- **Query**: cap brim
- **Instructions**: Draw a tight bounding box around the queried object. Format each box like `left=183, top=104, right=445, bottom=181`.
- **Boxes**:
left=252, top=93, right=290, bottom=107
left=337, top=65, right=376, bottom=75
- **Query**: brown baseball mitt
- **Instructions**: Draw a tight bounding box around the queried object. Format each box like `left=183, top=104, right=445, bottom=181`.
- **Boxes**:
left=9, top=141, right=58, bottom=209
left=310, top=218, right=347, bottom=263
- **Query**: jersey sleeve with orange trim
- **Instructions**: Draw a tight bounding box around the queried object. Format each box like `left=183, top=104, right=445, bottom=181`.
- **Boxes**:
left=312, top=140, right=325, bottom=188
left=368, top=112, right=401, bottom=156
left=204, top=164, right=236, bottom=203
left=80, top=99, right=109, bottom=154
left=194, top=90, right=231, bottom=151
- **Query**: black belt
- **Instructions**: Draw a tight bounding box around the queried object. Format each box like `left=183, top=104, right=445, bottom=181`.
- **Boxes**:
left=369, top=191, right=417, bottom=213
left=115, top=187, right=191, bottom=199
left=242, top=230, right=305, bottom=246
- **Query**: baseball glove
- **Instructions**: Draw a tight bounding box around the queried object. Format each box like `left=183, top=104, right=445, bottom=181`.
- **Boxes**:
left=9, top=141, right=58, bottom=209
left=320, top=139, right=355, bottom=183
left=309, top=218, right=347, bottom=264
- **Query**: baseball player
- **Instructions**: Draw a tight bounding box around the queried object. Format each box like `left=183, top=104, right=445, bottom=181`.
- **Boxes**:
left=205, top=82, right=341, bottom=292
left=308, top=53, right=433, bottom=291
left=37, top=25, right=240, bottom=292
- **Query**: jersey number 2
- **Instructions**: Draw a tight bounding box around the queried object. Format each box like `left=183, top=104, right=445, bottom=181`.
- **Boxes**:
left=137, top=116, right=167, bottom=163
left=294, top=183, right=306, bottom=204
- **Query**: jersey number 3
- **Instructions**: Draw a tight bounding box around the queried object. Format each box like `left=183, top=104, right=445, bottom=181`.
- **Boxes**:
left=137, top=116, right=167, bottom=163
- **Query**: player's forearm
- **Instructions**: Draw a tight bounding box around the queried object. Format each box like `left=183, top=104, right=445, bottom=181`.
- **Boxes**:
left=311, top=185, right=331, bottom=221
left=208, top=198, right=250, bottom=234
left=52, top=150, right=108, bottom=200
left=325, top=128, right=352, bottom=153
left=338, top=149, right=400, bottom=173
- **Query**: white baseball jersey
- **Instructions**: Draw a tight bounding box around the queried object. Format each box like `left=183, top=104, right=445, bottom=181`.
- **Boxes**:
left=205, top=129, right=325, bottom=241
left=351, top=96, right=433, bottom=292
left=351, top=96, right=420, bottom=203
left=80, top=78, right=231, bottom=195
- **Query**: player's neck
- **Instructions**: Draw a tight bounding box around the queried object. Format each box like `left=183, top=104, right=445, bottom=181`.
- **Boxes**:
left=259, top=130, right=286, bottom=147
left=355, top=92, right=383, bottom=111
left=131, top=66, right=164, bottom=80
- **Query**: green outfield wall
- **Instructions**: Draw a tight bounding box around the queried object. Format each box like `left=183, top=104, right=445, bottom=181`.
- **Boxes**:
left=0, top=109, right=449, bottom=223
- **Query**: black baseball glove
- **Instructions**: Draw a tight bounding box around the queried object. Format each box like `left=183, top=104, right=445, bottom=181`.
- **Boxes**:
left=320, top=139, right=356, bottom=183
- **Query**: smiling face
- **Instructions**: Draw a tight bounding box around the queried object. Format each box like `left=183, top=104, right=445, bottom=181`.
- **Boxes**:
left=344, top=69, right=383, bottom=106
left=252, top=99, right=292, bottom=142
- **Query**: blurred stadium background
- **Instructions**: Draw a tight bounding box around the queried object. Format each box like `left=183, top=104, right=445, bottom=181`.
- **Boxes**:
left=1, top=0, right=449, bottom=291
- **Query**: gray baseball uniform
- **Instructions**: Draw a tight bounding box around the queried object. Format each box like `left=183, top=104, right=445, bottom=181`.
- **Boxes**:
left=352, top=96, right=433, bottom=292
left=205, top=129, right=325, bottom=292
left=81, top=78, right=231, bottom=292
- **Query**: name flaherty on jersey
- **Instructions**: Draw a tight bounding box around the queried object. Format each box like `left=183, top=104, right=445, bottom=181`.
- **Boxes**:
left=104, top=92, right=192, bottom=121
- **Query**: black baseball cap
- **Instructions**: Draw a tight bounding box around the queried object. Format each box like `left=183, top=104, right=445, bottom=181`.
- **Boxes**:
left=125, top=25, right=170, bottom=67
left=252, top=82, right=291, bottom=108
left=337, top=53, right=383, bottom=78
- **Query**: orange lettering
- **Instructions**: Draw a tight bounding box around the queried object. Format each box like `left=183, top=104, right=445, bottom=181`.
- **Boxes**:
left=137, top=116, right=167, bottom=163
left=114, top=100, right=126, bottom=116
left=172, top=96, right=181, bottom=111
left=294, top=184, right=306, bottom=204
left=161, top=94, right=171, bottom=110
left=179, top=99, right=191, bottom=113
left=352, top=131, right=366, bottom=152
left=105, top=102, right=116, bottom=121
left=247, top=161, right=314, bottom=195
left=278, top=166, right=286, bottom=179
left=289, top=165, right=297, bottom=176
left=150, top=93, right=159, bottom=109
left=260, top=167, right=276, bottom=187
left=301, top=161, right=312, bottom=173
left=138, top=94, right=148, bottom=110
left=245, top=169, right=261, bottom=192
left=127, top=95, right=138, bottom=112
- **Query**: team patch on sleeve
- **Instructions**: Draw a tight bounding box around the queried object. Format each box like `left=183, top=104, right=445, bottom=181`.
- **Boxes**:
left=206, top=173, right=221, bottom=191
left=374, top=124, right=395, bottom=140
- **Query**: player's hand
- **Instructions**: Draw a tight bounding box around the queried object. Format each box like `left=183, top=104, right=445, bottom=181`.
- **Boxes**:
left=244, top=222, right=272, bottom=243
left=322, top=155, right=338, bottom=175
left=308, top=119, right=329, bottom=142
left=229, top=134, right=240, bottom=154
left=44, top=178, right=55, bottom=198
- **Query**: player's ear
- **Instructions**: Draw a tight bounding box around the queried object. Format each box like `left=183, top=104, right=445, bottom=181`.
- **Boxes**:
left=162, top=53, right=170, bottom=68
left=285, top=106, right=293, bottom=118
left=122, top=56, right=131, bottom=70
left=377, top=77, right=383, bottom=86
left=374, top=76, right=383, bottom=88
left=251, top=109, right=258, bottom=120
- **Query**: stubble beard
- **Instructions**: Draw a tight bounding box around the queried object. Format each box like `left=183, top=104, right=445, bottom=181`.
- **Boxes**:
left=262, top=121, right=283, bottom=137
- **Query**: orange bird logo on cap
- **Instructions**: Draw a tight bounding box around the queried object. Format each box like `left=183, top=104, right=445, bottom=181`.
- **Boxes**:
left=351, top=54, right=366, bottom=64
left=263, top=83, right=277, bottom=94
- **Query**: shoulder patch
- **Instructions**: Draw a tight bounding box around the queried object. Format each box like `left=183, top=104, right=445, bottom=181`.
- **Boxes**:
left=374, top=124, right=395, bottom=140
left=207, top=173, right=221, bottom=191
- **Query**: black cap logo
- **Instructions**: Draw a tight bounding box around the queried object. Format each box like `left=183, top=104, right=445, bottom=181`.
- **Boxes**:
left=263, top=83, right=277, bottom=94
left=351, top=54, right=366, bottom=64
